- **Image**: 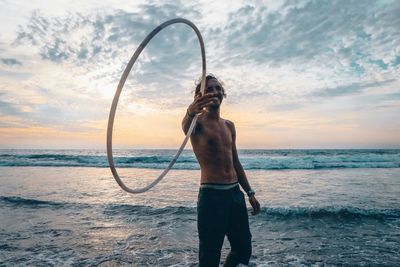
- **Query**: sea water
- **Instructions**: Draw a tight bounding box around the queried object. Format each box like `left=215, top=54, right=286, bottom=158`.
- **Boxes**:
left=0, top=149, right=399, bottom=266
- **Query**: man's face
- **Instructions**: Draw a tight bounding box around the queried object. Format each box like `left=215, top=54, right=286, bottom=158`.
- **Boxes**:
left=205, top=78, right=223, bottom=107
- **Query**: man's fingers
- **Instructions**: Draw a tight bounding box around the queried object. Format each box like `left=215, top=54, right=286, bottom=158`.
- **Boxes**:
left=252, top=208, right=260, bottom=215
left=197, top=98, right=218, bottom=109
left=197, top=93, right=217, bottom=102
left=254, top=203, right=260, bottom=212
left=198, top=95, right=217, bottom=103
left=250, top=199, right=261, bottom=215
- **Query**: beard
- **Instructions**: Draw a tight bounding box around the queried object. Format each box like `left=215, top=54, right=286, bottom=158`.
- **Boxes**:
left=208, top=101, right=221, bottom=110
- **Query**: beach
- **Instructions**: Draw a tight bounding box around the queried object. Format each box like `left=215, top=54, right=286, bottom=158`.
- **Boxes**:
left=0, top=149, right=399, bottom=266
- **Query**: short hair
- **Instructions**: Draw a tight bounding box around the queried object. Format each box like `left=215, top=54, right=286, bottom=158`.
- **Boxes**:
left=194, top=74, right=226, bottom=98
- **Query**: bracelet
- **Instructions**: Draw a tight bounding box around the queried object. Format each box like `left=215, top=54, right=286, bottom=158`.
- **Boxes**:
left=247, top=189, right=255, bottom=198
left=186, top=109, right=196, bottom=118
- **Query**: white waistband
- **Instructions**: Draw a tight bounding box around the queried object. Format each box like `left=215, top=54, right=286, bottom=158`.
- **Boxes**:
left=200, top=183, right=239, bottom=190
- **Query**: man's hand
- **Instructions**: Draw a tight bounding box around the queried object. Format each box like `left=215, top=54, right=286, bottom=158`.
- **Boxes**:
left=249, top=196, right=261, bottom=215
left=187, top=93, right=219, bottom=115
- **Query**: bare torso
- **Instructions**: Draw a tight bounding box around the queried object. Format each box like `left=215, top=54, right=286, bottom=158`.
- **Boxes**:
left=182, top=75, right=261, bottom=215
left=190, top=115, right=238, bottom=184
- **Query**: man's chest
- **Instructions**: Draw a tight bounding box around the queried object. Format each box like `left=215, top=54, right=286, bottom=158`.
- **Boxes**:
left=194, top=121, right=232, bottom=149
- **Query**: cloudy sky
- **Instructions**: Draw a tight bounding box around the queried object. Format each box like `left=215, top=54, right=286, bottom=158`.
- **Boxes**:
left=0, top=0, right=399, bottom=149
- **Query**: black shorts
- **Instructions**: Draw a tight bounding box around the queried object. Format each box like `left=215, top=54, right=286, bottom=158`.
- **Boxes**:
left=197, top=184, right=252, bottom=266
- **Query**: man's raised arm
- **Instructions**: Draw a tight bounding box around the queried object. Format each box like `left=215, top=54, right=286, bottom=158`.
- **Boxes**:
left=182, top=107, right=196, bottom=135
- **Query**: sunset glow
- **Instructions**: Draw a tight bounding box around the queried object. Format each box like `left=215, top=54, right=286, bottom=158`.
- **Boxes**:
left=1, top=0, right=399, bottom=149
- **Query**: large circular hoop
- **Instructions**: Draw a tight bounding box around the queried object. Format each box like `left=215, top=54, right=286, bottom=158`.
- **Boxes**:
left=107, top=18, right=206, bottom=194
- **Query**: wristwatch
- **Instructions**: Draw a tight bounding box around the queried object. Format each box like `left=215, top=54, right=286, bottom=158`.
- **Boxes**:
left=247, top=189, right=255, bottom=198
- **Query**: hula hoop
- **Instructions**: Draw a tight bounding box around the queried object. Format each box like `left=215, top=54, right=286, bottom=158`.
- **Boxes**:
left=107, top=18, right=206, bottom=194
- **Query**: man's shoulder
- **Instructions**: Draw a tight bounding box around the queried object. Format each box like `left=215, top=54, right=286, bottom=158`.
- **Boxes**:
left=221, top=117, right=233, bottom=124
left=221, top=118, right=235, bottom=130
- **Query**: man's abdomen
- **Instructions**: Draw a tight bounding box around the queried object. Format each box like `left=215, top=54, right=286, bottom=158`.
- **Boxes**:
left=199, top=160, right=237, bottom=184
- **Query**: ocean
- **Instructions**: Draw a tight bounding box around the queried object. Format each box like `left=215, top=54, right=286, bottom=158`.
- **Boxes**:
left=0, top=149, right=399, bottom=266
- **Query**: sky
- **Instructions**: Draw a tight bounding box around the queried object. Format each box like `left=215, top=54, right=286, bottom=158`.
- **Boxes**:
left=0, top=0, right=399, bottom=149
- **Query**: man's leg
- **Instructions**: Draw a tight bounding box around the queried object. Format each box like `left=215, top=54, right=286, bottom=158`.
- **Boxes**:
left=225, top=190, right=252, bottom=266
left=197, top=189, right=230, bottom=267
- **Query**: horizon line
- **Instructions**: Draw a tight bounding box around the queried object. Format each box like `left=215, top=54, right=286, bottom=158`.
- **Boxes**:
left=1, top=147, right=400, bottom=150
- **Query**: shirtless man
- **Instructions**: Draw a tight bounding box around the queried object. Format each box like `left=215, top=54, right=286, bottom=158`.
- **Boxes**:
left=182, top=75, right=261, bottom=267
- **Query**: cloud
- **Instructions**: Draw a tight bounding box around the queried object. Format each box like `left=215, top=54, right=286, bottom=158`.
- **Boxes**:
left=214, top=0, right=400, bottom=68
left=310, top=79, right=397, bottom=98
left=12, top=1, right=400, bottom=98
left=267, top=102, right=305, bottom=112
left=14, top=3, right=201, bottom=65
left=1, top=0, right=399, bottom=148
left=0, top=57, right=22, bottom=66
left=0, top=96, right=24, bottom=116
left=12, top=3, right=205, bottom=111
left=0, top=69, right=32, bottom=79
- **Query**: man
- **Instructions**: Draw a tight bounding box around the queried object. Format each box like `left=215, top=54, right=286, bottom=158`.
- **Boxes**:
left=182, top=74, right=261, bottom=267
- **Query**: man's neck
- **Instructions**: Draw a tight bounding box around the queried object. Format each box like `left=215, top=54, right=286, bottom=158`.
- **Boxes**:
left=204, top=107, right=220, bottom=120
